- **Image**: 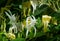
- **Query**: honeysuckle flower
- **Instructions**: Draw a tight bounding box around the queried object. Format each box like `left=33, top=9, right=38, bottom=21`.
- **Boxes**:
left=30, top=0, right=38, bottom=14
left=5, top=33, right=15, bottom=40
left=5, top=10, right=17, bottom=33
left=42, top=15, right=51, bottom=32
left=26, top=15, right=36, bottom=38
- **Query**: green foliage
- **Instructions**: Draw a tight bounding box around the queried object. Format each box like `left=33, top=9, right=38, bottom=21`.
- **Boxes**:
left=0, top=0, right=60, bottom=41
left=11, top=38, right=25, bottom=41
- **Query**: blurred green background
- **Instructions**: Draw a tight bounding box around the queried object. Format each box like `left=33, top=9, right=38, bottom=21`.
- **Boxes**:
left=0, top=0, right=60, bottom=41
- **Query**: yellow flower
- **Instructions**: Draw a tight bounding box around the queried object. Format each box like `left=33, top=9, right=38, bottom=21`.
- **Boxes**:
left=42, top=15, right=51, bottom=23
left=42, top=15, right=51, bottom=32
left=5, top=33, right=15, bottom=40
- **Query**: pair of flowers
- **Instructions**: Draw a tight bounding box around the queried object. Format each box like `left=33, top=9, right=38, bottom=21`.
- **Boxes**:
left=25, top=15, right=52, bottom=37
left=5, top=10, right=37, bottom=38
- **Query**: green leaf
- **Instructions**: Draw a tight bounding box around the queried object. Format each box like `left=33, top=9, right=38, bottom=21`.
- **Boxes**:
left=11, top=38, right=25, bottom=41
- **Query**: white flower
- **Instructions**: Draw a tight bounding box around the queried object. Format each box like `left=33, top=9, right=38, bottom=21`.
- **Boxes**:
left=26, top=15, right=36, bottom=38
left=30, top=0, right=37, bottom=14
left=5, top=10, right=17, bottom=33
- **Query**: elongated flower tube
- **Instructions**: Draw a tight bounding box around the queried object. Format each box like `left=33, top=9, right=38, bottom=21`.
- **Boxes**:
left=26, top=15, right=36, bottom=38
left=42, top=15, right=51, bottom=32
left=30, top=0, right=38, bottom=14
left=9, top=24, right=17, bottom=33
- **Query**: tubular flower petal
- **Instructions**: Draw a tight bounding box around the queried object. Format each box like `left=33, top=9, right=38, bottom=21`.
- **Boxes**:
left=9, top=25, right=17, bottom=33
left=42, top=15, right=51, bottom=32
left=30, top=0, right=38, bottom=14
